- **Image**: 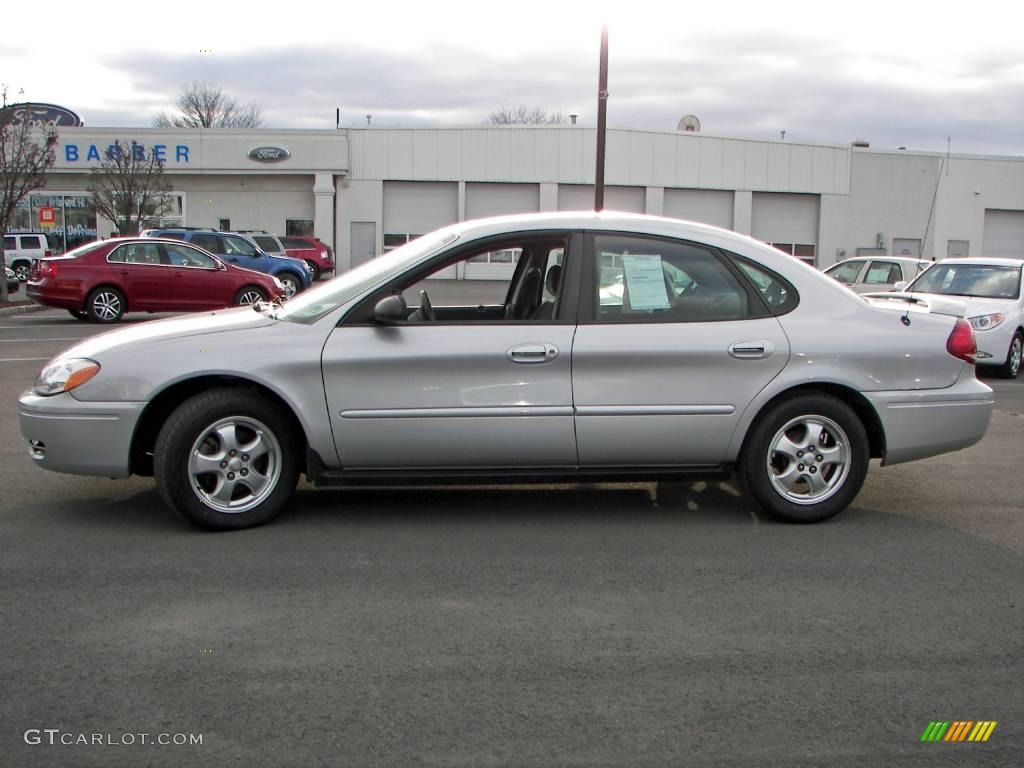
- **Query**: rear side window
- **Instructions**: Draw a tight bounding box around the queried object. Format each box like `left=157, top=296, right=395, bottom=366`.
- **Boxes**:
left=3, top=237, right=14, bottom=250
left=591, top=234, right=749, bottom=323
left=865, top=261, right=901, bottom=284
left=20, top=235, right=43, bottom=249
left=731, top=256, right=799, bottom=315
left=109, top=243, right=163, bottom=265
left=280, top=237, right=307, bottom=249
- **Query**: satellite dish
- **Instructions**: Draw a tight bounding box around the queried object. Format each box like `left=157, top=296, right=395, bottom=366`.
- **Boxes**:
left=677, top=115, right=701, bottom=132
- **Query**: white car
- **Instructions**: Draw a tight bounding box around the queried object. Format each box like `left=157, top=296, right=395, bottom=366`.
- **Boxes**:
left=867, top=258, right=1023, bottom=378
left=823, top=256, right=930, bottom=294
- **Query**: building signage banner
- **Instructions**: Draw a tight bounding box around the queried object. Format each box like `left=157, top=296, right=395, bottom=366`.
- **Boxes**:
left=248, top=146, right=290, bottom=163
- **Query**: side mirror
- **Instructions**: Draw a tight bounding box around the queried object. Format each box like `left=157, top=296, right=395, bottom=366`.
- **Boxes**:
left=893, top=281, right=907, bottom=291
left=373, top=294, right=408, bottom=324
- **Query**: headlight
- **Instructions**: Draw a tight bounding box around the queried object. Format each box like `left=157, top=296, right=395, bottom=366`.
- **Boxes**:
left=968, top=313, right=1005, bottom=331
left=34, top=358, right=101, bottom=396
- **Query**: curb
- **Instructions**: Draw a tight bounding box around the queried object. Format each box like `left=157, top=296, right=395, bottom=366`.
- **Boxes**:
left=0, top=302, right=47, bottom=317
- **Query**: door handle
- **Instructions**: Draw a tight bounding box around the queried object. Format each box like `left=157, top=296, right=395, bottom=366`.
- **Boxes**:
left=728, top=340, right=775, bottom=359
left=506, top=343, right=559, bottom=364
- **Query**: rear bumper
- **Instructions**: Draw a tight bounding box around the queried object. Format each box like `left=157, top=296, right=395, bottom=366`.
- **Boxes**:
left=18, top=391, right=144, bottom=477
left=864, top=370, right=994, bottom=466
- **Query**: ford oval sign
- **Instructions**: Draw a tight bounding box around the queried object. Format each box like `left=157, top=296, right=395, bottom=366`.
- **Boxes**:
left=248, top=146, right=290, bottom=163
left=0, top=102, right=82, bottom=127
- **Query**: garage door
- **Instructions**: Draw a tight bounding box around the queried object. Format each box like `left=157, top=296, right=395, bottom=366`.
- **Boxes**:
left=383, top=181, right=458, bottom=278
left=464, top=184, right=540, bottom=279
left=752, top=193, right=820, bottom=264
left=557, top=185, right=645, bottom=213
left=982, top=210, right=1024, bottom=258
left=663, top=189, right=734, bottom=230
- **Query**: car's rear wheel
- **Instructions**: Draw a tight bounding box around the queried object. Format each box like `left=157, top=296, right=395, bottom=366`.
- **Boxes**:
left=304, top=260, right=321, bottom=281
left=233, top=286, right=267, bottom=306
left=739, top=393, right=868, bottom=523
left=276, top=272, right=301, bottom=299
left=154, top=388, right=300, bottom=530
left=12, top=261, right=31, bottom=282
left=86, top=287, right=125, bottom=323
left=996, top=331, right=1022, bottom=379
left=68, top=309, right=89, bottom=320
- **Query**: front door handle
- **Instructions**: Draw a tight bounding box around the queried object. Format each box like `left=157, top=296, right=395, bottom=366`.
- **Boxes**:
left=728, top=340, right=776, bottom=359
left=506, top=343, right=559, bottom=364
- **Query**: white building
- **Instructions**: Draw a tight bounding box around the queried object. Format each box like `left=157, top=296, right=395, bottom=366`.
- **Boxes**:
left=17, top=125, right=1024, bottom=276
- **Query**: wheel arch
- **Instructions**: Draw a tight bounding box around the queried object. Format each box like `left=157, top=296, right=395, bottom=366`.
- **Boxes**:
left=737, top=383, right=886, bottom=462
left=129, top=375, right=308, bottom=476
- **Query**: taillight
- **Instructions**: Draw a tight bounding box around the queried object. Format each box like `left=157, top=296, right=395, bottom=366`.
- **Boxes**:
left=44, top=249, right=52, bottom=258
left=946, top=318, right=977, bottom=364
left=321, top=249, right=332, bottom=264
left=39, top=260, right=58, bottom=278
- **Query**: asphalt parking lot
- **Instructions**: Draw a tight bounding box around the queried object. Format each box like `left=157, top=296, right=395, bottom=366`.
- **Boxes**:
left=1, top=308, right=1022, bottom=767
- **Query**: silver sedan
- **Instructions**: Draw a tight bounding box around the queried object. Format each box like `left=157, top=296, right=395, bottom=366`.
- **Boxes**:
left=19, top=213, right=994, bottom=530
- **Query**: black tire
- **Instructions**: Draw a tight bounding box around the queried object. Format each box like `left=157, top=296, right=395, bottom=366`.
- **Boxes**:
left=68, top=309, right=89, bottom=320
left=154, top=388, right=300, bottom=531
left=738, top=393, right=869, bottom=524
left=85, top=287, right=125, bottom=323
left=995, top=331, right=1022, bottom=379
left=276, top=271, right=302, bottom=299
left=233, top=286, right=267, bottom=306
left=305, top=260, right=321, bottom=281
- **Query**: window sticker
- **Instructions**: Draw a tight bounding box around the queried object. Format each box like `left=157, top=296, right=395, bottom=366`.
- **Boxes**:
left=622, top=255, right=670, bottom=310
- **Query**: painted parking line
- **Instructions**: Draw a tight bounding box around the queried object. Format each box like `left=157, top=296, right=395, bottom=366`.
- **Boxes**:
left=0, top=357, right=50, bottom=362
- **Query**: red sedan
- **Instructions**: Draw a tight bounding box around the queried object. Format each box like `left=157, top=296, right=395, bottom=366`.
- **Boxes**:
left=280, top=236, right=334, bottom=280
left=28, top=238, right=285, bottom=322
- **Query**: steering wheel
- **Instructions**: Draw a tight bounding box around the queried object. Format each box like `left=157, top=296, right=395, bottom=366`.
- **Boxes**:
left=419, top=290, right=436, bottom=322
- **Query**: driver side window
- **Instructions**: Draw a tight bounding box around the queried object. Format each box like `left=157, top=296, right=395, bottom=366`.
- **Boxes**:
left=389, top=236, right=570, bottom=323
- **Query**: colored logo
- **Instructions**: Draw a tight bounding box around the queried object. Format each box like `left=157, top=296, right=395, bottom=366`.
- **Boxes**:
left=920, top=721, right=997, bottom=742
left=247, top=146, right=290, bottom=163
left=0, top=102, right=82, bottom=127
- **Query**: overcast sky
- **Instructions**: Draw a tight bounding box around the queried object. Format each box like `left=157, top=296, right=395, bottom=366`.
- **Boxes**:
left=4, top=0, right=1023, bottom=155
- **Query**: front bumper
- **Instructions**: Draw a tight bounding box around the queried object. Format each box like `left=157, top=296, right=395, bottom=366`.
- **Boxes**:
left=19, top=391, right=145, bottom=477
left=864, top=369, right=994, bottom=466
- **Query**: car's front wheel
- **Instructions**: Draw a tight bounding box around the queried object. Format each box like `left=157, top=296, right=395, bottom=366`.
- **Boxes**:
left=276, top=272, right=301, bottom=299
left=154, top=388, right=300, bottom=530
left=233, top=286, right=267, bottom=306
left=739, top=393, right=868, bottom=523
left=996, top=330, right=1022, bottom=379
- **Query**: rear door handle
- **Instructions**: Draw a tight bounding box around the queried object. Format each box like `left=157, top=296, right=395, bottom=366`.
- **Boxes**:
left=506, top=343, right=559, bottom=364
left=728, top=340, right=775, bottom=359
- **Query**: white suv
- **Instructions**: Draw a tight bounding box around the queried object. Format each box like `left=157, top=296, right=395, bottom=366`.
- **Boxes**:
left=3, top=233, right=51, bottom=281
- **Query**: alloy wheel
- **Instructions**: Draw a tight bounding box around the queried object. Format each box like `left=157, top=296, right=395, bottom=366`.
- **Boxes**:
left=766, top=414, right=851, bottom=505
left=187, top=416, right=282, bottom=514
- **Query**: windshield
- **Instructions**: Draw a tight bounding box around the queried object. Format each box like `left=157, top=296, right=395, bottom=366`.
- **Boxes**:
left=273, top=229, right=459, bottom=323
left=252, top=236, right=280, bottom=252
left=908, top=263, right=1021, bottom=299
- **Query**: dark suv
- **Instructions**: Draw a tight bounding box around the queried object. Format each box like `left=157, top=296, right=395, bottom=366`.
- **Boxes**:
left=140, top=229, right=312, bottom=297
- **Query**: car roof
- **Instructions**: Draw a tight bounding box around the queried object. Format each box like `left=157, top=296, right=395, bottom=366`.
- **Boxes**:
left=934, top=257, right=1024, bottom=267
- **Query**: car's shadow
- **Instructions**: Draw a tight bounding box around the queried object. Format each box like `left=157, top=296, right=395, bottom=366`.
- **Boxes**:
left=44, top=479, right=764, bottom=533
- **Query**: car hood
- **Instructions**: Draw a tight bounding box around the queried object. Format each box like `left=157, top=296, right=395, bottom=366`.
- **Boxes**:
left=56, top=306, right=278, bottom=361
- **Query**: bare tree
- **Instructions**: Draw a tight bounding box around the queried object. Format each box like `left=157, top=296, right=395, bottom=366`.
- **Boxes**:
left=153, top=81, right=262, bottom=128
left=87, top=141, right=173, bottom=236
left=487, top=106, right=566, bottom=125
left=0, top=87, right=57, bottom=302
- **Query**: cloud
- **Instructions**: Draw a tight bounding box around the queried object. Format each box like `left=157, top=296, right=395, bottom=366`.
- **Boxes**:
left=95, top=37, right=1024, bottom=156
